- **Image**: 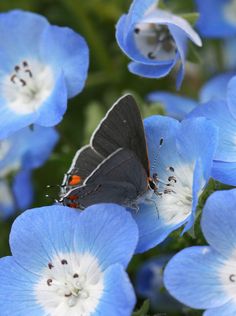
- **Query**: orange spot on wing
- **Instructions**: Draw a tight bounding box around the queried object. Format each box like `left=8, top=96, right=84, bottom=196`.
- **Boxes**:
left=67, top=195, right=78, bottom=201
left=67, top=203, right=78, bottom=208
left=69, top=175, right=81, bottom=186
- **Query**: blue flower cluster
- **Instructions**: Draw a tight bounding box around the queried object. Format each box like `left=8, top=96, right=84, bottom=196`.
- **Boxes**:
left=1, top=1, right=236, bottom=315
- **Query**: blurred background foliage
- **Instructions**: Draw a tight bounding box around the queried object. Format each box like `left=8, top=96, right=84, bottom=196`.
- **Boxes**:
left=0, top=0, right=229, bottom=315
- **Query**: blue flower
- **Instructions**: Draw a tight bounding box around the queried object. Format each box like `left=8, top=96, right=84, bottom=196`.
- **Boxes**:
left=116, top=0, right=202, bottom=88
left=147, top=92, right=198, bottom=120
left=0, top=125, right=58, bottom=218
left=136, top=255, right=182, bottom=312
left=188, top=76, right=236, bottom=186
left=147, top=71, right=235, bottom=120
left=164, top=188, right=236, bottom=316
left=0, top=10, right=89, bottom=139
left=0, top=203, right=138, bottom=315
left=132, top=116, right=218, bottom=253
left=195, top=0, right=236, bottom=38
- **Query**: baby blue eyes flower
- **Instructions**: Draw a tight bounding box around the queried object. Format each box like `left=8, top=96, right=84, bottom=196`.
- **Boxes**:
left=164, top=189, right=236, bottom=316
left=133, top=116, right=218, bottom=253
left=0, top=125, right=58, bottom=218
left=0, top=203, right=138, bottom=315
left=195, top=0, right=236, bottom=38
left=116, top=0, right=202, bottom=87
left=0, top=10, right=89, bottom=139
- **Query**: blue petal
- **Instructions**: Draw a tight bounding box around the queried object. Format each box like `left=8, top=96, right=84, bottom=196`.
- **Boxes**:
left=126, top=0, right=157, bottom=28
left=227, top=76, right=236, bottom=120
left=176, top=117, right=218, bottom=181
left=188, top=100, right=236, bottom=162
left=168, top=24, right=187, bottom=88
left=201, top=189, right=236, bottom=257
left=12, top=170, right=33, bottom=210
left=224, top=38, right=236, bottom=70
left=10, top=205, right=80, bottom=274
left=35, top=72, right=67, bottom=126
left=0, top=100, right=37, bottom=140
left=40, top=25, right=89, bottom=98
left=133, top=202, right=186, bottom=253
left=128, top=61, right=174, bottom=78
left=164, top=246, right=230, bottom=309
left=147, top=92, right=198, bottom=120
left=212, top=160, right=236, bottom=186
left=0, top=10, right=48, bottom=72
left=74, top=204, right=138, bottom=269
left=199, top=72, right=235, bottom=103
left=195, top=0, right=236, bottom=38
left=204, top=301, right=236, bottom=316
left=20, top=126, right=59, bottom=169
left=0, top=256, right=43, bottom=316
left=93, top=264, right=136, bottom=316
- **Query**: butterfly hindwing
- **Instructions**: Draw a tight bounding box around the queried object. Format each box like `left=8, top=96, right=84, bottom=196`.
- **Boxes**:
left=63, top=148, right=148, bottom=209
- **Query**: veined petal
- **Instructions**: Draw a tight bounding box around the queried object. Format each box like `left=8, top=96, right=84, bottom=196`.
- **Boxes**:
left=204, top=301, right=236, bottom=316
left=212, top=160, right=236, bottom=186
left=201, top=189, right=236, bottom=257
left=128, top=61, right=174, bottom=78
left=164, top=246, right=230, bottom=309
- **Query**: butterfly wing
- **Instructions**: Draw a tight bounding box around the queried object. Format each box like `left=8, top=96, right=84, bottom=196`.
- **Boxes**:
left=91, top=94, right=150, bottom=176
left=61, top=145, right=103, bottom=194
left=62, top=148, right=148, bottom=209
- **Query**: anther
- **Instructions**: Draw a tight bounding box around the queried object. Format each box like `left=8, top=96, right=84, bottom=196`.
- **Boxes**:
left=61, top=259, right=68, bottom=265
left=169, top=166, right=175, bottom=172
left=134, top=28, right=140, bottom=34
left=14, top=65, right=20, bottom=72
left=48, top=262, right=54, bottom=269
left=73, top=273, right=79, bottom=278
left=147, top=52, right=156, bottom=59
left=10, top=74, right=17, bottom=83
left=20, top=79, right=26, bottom=86
left=160, top=138, right=164, bottom=146
left=47, top=279, right=53, bottom=286
left=230, top=274, right=236, bottom=282
left=65, top=292, right=72, bottom=297
left=168, top=176, right=177, bottom=183
left=25, top=69, right=33, bottom=78
left=23, top=61, right=28, bottom=67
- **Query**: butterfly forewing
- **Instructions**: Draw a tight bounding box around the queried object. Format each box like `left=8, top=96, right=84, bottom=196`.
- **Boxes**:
left=91, top=94, right=150, bottom=176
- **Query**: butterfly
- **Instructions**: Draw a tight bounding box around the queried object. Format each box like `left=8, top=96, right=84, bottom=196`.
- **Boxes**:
left=59, top=94, right=160, bottom=210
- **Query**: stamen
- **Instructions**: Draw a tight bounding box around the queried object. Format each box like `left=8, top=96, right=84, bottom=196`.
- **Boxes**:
left=61, top=259, right=68, bottom=265
left=134, top=28, right=140, bottom=34
left=25, top=69, right=33, bottom=78
left=14, top=65, right=20, bottom=72
left=148, top=52, right=156, bottom=59
left=10, top=74, right=17, bottom=83
left=73, top=273, right=79, bottom=278
left=20, top=79, right=26, bottom=86
left=48, top=263, right=54, bottom=269
left=47, top=279, right=53, bottom=286
left=230, top=274, right=236, bottom=282
left=168, top=176, right=177, bottom=183
left=169, top=166, right=175, bottom=172
left=65, top=292, right=72, bottom=297
left=23, top=61, right=28, bottom=67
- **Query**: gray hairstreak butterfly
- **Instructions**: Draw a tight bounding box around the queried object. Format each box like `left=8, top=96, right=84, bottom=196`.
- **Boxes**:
left=59, top=94, right=161, bottom=210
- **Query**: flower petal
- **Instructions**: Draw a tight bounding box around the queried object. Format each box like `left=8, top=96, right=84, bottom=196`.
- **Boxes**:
left=147, top=92, right=198, bottom=120
left=94, top=264, right=136, bottom=316
left=0, top=256, right=43, bottom=316
left=212, top=160, right=236, bottom=186
left=188, top=100, right=236, bottom=162
left=164, top=246, right=230, bottom=309
left=40, top=25, right=89, bottom=98
left=74, top=203, right=138, bottom=269
left=128, top=61, right=174, bottom=78
left=204, top=301, right=236, bottom=316
left=201, top=189, right=236, bottom=257
left=12, top=170, right=33, bottom=210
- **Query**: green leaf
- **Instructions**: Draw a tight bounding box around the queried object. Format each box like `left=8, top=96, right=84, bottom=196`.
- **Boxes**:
left=180, top=12, right=200, bottom=26
left=132, top=300, right=150, bottom=316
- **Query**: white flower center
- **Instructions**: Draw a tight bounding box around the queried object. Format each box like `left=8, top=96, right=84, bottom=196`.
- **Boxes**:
left=154, top=163, right=194, bottom=224
left=224, top=0, right=236, bottom=26
left=219, top=249, right=236, bottom=302
left=2, top=59, right=54, bottom=115
left=35, top=252, right=104, bottom=316
left=134, top=23, right=176, bottom=61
